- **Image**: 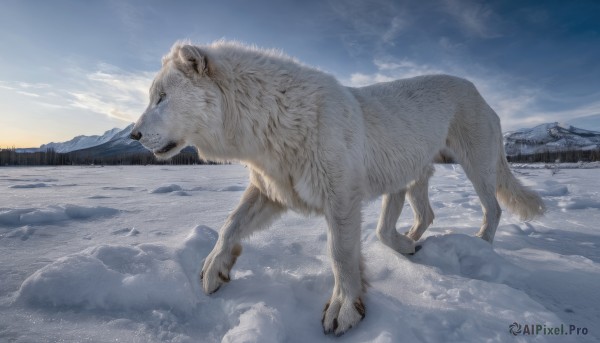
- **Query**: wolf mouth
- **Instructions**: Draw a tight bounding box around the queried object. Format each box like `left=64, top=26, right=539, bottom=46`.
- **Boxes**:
left=156, top=142, right=179, bottom=154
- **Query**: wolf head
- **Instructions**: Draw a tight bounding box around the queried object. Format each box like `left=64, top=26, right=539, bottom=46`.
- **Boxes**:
left=131, top=43, right=230, bottom=161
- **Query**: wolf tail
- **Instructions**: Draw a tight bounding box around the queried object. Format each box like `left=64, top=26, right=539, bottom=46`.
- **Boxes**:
left=495, top=147, right=545, bottom=220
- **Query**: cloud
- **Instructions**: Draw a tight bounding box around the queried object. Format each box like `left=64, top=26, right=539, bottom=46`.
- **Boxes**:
left=329, top=0, right=409, bottom=55
left=382, top=16, right=407, bottom=44
left=331, top=1, right=596, bottom=131
left=0, top=81, right=57, bottom=102
left=347, top=59, right=445, bottom=87
left=16, top=91, right=41, bottom=98
left=1, top=64, right=154, bottom=123
left=0, top=81, right=51, bottom=91
left=533, top=100, right=600, bottom=125
left=348, top=73, right=395, bottom=87
left=16, top=82, right=52, bottom=89
left=0, top=82, right=16, bottom=91
left=442, top=0, right=503, bottom=39
left=349, top=57, right=600, bottom=132
left=70, top=65, right=154, bottom=121
left=341, top=57, right=547, bottom=131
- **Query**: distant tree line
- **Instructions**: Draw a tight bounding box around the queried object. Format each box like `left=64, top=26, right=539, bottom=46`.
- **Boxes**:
left=506, top=149, right=600, bottom=163
left=1, top=147, right=598, bottom=166
left=0, top=148, right=219, bottom=166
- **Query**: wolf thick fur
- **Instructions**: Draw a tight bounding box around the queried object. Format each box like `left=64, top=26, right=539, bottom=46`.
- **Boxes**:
left=132, top=41, right=545, bottom=335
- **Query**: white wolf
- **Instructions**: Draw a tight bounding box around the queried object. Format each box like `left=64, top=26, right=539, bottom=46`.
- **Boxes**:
left=131, top=41, right=545, bottom=335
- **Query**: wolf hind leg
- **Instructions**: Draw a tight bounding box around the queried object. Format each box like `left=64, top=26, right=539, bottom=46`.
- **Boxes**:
left=406, top=165, right=434, bottom=241
left=376, top=190, right=416, bottom=254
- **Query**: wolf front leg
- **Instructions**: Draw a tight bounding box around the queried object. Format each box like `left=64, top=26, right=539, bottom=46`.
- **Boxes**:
left=201, top=184, right=285, bottom=294
left=322, top=191, right=366, bottom=336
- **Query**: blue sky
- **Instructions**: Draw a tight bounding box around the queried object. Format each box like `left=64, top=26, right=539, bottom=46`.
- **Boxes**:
left=1, top=0, right=599, bottom=147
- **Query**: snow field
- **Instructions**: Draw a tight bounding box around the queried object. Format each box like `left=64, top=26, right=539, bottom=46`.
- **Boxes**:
left=0, top=164, right=598, bottom=342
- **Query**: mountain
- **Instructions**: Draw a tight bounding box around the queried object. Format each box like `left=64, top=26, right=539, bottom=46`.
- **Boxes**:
left=41, top=127, right=124, bottom=153
left=71, top=124, right=147, bottom=157
left=504, top=122, right=600, bottom=156
left=70, top=124, right=196, bottom=159
left=17, top=127, right=125, bottom=153
left=5, top=124, right=201, bottom=165
left=15, top=123, right=196, bottom=160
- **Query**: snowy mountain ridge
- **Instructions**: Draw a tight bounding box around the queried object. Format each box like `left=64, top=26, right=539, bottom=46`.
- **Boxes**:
left=17, top=126, right=128, bottom=153
left=15, top=120, right=600, bottom=159
left=504, top=122, right=600, bottom=156
left=71, top=123, right=148, bottom=157
left=41, top=127, right=124, bottom=153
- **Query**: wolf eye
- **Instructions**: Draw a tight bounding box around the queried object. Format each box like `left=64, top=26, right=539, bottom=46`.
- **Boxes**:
left=156, top=92, right=166, bottom=105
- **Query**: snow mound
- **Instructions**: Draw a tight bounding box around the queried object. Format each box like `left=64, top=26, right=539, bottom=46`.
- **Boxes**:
left=5, top=226, right=36, bottom=240
left=150, top=184, right=183, bottom=194
left=9, top=183, right=49, bottom=189
left=221, top=303, right=284, bottom=343
left=191, top=185, right=246, bottom=192
left=535, top=180, right=569, bottom=197
left=88, top=195, right=111, bottom=199
left=102, top=186, right=140, bottom=191
left=217, top=185, right=246, bottom=192
left=0, top=205, right=119, bottom=227
left=413, top=234, right=526, bottom=283
left=18, top=225, right=217, bottom=313
left=110, top=227, right=140, bottom=236
left=558, top=197, right=600, bottom=210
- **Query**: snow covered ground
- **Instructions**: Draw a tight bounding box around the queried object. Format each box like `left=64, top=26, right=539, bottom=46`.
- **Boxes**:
left=0, top=164, right=598, bottom=342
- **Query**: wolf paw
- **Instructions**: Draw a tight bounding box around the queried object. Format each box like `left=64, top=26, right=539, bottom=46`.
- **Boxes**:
left=406, top=227, right=421, bottom=241
left=380, top=231, right=416, bottom=254
left=201, top=243, right=242, bottom=294
left=322, top=296, right=365, bottom=336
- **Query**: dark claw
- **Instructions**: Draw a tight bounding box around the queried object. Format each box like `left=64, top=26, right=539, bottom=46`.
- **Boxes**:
left=354, top=298, right=366, bottom=319
left=335, top=326, right=349, bottom=337
left=208, top=284, right=221, bottom=295
left=218, top=271, right=230, bottom=282
left=406, top=245, right=422, bottom=256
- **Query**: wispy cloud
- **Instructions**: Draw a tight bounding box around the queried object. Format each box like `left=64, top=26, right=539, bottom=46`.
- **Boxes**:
left=16, top=91, right=41, bottom=98
left=1, top=81, right=57, bottom=101
left=331, top=1, right=600, bottom=131
left=69, top=65, right=154, bottom=121
left=347, top=59, right=444, bottom=87
left=0, top=81, right=51, bottom=91
left=342, top=54, right=600, bottom=131
left=382, top=16, right=407, bottom=45
left=442, top=0, right=503, bottom=39
left=1, top=64, right=154, bottom=123
left=341, top=57, right=547, bottom=131
left=16, top=82, right=52, bottom=89
left=329, top=0, right=409, bottom=56
left=532, top=100, right=600, bottom=124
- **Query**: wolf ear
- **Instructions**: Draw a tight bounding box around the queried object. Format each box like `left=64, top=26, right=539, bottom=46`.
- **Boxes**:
left=177, top=45, right=209, bottom=76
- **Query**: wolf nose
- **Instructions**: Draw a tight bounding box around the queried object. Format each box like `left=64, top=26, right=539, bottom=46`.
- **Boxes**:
left=130, top=131, right=142, bottom=141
